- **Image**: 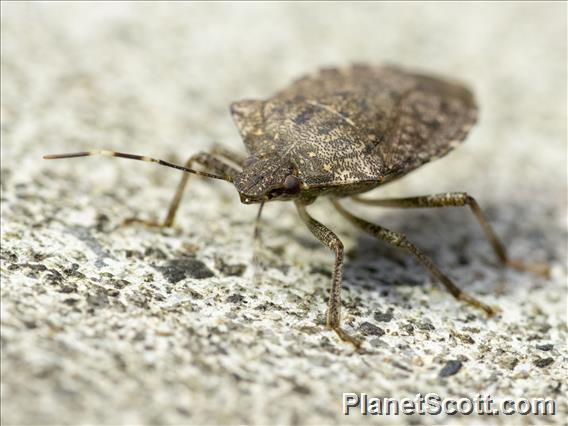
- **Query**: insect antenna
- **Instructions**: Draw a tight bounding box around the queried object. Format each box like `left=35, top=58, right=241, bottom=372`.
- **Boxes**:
left=43, top=150, right=233, bottom=182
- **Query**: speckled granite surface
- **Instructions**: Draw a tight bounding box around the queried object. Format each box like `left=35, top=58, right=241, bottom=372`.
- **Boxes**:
left=1, top=2, right=566, bottom=425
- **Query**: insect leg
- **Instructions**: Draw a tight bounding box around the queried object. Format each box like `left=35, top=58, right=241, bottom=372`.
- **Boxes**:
left=333, top=198, right=498, bottom=316
left=210, top=144, right=248, bottom=167
left=123, top=152, right=240, bottom=227
left=295, top=202, right=361, bottom=349
left=251, top=201, right=266, bottom=278
left=152, top=152, right=241, bottom=228
left=44, top=149, right=237, bottom=227
left=351, top=193, right=550, bottom=277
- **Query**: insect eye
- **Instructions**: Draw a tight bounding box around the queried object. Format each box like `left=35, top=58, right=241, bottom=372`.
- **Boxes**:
left=283, top=174, right=301, bottom=194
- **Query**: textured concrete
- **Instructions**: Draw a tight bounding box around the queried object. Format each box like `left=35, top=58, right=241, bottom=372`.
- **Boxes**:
left=1, top=2, right=566, bottom=425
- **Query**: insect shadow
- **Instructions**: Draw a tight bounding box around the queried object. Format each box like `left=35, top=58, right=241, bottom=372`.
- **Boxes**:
left=337, top=197, right=555, bottom=299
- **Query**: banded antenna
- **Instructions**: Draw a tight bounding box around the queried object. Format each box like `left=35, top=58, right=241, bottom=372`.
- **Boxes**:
left=43, top=150, right=233, bottom=182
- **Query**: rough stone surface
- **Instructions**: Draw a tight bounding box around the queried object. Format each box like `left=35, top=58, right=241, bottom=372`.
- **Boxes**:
left=1, top=3, right=566, bottom=425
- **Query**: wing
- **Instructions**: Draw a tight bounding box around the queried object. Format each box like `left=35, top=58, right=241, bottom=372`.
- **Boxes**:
left=261, top=96, right=386, bottom=187
left=230, top=65, right=477, bottom=187
left=273, top=65, right=478, bottom=178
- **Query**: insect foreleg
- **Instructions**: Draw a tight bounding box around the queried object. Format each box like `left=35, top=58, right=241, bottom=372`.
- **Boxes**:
left=210, top=144, right=248, bottom=168
left=351, top=193, right=550, bottom=277
left=332, top=199, right=498, bottom=317
left=125, top=152, right=241, bottom=228
left=251, top=201, right=266, bottom=279
left=156, top=152, right=241, bottom=227
left=44, top=149, right=238, bottom=228
left=295, top=202, right=361, bottom=349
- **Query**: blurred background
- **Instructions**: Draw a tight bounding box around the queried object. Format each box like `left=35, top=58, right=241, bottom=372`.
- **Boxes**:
left=2, top=2, right=566, bottom=425
left=2, top=2, right=565, bottom=196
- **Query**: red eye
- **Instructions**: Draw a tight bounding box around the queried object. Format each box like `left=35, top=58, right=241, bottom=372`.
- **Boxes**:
left=283, top=175, right=301, bottom=194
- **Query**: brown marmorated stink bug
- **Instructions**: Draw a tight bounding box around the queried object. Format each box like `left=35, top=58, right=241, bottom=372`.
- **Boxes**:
left=45, top=65, right=549, bottom=348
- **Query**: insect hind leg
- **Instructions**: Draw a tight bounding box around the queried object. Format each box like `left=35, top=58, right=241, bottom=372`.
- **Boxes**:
left=351, top=192, right=550, bottom=277
left=332, top=198, right=499, bottom=317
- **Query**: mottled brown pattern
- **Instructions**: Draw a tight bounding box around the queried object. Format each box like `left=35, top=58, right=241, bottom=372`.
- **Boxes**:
left=231, top=65, right=477, bottom=203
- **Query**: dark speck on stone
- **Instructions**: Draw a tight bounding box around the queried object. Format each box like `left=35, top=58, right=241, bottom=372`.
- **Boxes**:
left=226, top=294, right=246, bottom=304
left=44, top=269, right=64, bottom=285
left=374, top=310, right=393, bottom=322
left=391, top=361, right=412, bottom=372
left=534, top=357, right=554, bottom=368
left=255, top=301, right=279, bottom=311
left=536, top=343, right=553, bottom=351
left=417, top=321, right=435, bottom=331
left=439, top=360, right=462, bottom=377
left=159, top=258, right=214, bottom=283
left=59, top=284, right=77, bottom=293
left=359, top=322, right=385, bottom=336
left=22, top=320, right=37, bottom=329
left=292, top=384, right=311, bottom=395
left=145, top=247, right=168, bottom=260
left=537, top=323, right=552, bottom=334
left=86, top=291, right=109, bottom=308
left=214, top=257, right=247, bottom=277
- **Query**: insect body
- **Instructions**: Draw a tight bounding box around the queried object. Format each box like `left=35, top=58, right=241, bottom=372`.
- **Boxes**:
left=45, top=65, right=549, bottom=348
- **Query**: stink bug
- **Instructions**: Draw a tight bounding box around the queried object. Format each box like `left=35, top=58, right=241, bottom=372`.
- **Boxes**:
left=45, top=65, right=549, bottom=348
